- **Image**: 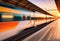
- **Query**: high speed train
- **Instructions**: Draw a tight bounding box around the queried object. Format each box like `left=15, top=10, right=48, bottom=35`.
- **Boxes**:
left=0, top=3, right=54, bottom=41
left=0, top=12, right=31, bottom=22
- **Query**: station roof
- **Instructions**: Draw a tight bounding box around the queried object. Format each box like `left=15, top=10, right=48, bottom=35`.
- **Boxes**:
left=0, top=0, right=53, bottom=16
left=55, top=0, right=60, bottom=12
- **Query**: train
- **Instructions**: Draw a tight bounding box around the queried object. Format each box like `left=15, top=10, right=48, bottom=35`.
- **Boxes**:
left=0, top=12, right=31, bottom=22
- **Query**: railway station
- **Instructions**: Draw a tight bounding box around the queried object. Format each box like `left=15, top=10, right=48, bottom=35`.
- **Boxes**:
left=0, top=0, right=60, bottom=41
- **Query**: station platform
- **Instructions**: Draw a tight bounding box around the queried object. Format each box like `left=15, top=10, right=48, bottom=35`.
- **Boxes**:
left=2, top=20, right=54, bottom=41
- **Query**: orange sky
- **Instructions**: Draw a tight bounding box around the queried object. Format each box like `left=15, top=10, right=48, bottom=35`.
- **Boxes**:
left=47, top=10, right=60, bottom=17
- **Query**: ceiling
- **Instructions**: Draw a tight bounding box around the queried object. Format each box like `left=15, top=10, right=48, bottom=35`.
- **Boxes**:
left=0, top=0, right=53, bottom=16
left=55, top=0, right=60, bottom=12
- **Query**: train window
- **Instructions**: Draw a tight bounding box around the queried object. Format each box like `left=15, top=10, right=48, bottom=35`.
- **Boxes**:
left=27, top=16, right=30, bottom=20
left=2, top=14, right=13, bottom=19
left=14, top=14, right=24, bottom=21
left=2, top=13, right=14, bottom=22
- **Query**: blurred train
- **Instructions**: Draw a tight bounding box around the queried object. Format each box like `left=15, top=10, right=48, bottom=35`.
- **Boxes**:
left=0, top=12, right=32, bottom=22
left=0, top=12, right=54, bottom=22
left=0, top=2, right=55, bottom=41
left=0, top=2, right=54, bottom=22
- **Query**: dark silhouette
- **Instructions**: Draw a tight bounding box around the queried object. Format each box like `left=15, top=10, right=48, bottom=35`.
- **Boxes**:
left=0, top=14, right=2, bottom=22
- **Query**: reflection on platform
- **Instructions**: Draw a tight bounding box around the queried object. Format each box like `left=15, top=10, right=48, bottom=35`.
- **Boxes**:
left=42, top=19, right=60, bottom=41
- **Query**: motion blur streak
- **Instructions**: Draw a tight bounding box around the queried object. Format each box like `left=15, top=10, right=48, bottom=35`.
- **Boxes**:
left=0, top=22, right=19, bottom=32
